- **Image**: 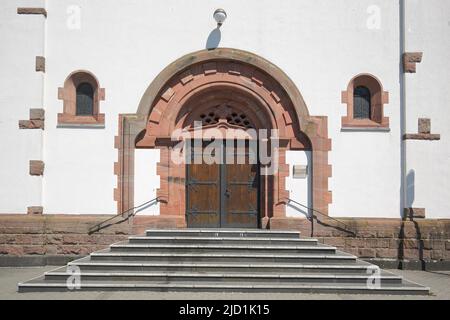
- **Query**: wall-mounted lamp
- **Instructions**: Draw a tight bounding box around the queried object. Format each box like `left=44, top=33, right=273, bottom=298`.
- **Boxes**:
left=213, top=9, right=227, bottom=27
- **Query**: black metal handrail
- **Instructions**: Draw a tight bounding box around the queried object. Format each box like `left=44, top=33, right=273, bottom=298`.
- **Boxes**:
left=88, top=197, right=160, bottom=235
left=287, top=198, right=356, bottom=237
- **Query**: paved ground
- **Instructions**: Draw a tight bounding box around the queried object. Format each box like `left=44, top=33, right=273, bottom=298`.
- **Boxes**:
left=0, top=266, right=449, bottom=300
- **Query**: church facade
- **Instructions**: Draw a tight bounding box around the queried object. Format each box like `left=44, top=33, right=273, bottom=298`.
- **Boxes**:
left=1, top=0, right=449, bottom=268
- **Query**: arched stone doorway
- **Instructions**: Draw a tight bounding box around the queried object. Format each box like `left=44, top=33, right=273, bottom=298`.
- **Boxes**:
left=114, top=48, right=332, bottom=229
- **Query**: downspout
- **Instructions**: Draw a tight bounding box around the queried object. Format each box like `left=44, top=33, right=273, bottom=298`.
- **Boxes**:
left=399, top=0, right=407, bottom=218
left=41, top=0, right=48, bottom=212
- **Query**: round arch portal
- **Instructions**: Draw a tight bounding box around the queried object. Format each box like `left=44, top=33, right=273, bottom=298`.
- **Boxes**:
left=114, top=48, right=332, bottom=229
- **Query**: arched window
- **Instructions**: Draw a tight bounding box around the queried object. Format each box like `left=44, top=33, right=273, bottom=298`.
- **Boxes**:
left=341, top=74, right=389, bottom=129
left=353, top=86, right=371, bottom=119
left=76, top=83, right=94, bottom=116
left=58, top=70, right=105, bottom=127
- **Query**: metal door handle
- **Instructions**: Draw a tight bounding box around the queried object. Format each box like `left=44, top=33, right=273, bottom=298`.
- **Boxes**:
left=225, top=190, right=231, bottom=197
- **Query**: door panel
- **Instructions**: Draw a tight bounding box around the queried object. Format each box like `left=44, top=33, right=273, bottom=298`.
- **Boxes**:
left=186, top=163, right=221, bottom=228
left=223, top=163, right=259, bottom=228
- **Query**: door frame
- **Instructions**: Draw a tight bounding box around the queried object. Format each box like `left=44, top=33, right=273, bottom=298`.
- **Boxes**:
left=185, top=139, right=261, bottom=229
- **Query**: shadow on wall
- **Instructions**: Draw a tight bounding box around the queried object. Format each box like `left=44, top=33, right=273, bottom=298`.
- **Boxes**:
left=89, top=199, right=159, bottom=235
left=134, top=201, right=159, bottom=215
left=287, top=202, right=356, bottom=238
left=206, top=28, right=221, bottom=50
left=399, top=169, right=426, bottom=271
left=287, top=202, right=309, bottom=219
left=406, top=169, right=415, bottom=209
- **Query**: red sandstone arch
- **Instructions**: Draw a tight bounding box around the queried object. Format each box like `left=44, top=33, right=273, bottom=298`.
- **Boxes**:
left=114, top=48, right=332, bottom=228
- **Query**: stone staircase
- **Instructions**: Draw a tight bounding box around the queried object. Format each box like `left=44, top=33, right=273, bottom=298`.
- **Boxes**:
left=18, top=229, right=430, bottom=295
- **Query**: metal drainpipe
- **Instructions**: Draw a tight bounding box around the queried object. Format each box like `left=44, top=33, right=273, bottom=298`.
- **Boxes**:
left=41, top=0, right=48, bottom=211
left=400, top=0, right=407, bottom=219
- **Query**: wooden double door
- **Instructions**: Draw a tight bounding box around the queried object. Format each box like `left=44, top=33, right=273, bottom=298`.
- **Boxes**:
left=186, top=140, right=260, bottom=229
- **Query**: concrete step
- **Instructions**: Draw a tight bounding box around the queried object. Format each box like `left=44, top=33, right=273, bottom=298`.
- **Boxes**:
left=145, top=229, right=301, bottom=239
left=90, top=250, right=357, bottom=264
left=68, top=260, right=375, bottom=274
left=18, top=279, right=430, bottom=295
left=17, top=228, right=430, bottom=295
left=109, top=243, right=336, bottom=255
left=43, top=269, right=404, bottom=285
left=129, top=236, right=318, bottom=246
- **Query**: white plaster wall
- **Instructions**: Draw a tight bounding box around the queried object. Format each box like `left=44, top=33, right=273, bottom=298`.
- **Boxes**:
left=3, top=0, right=438, bottom=218
left=404, top=0, right=450, bottom=218
left=134, top=149, right=160, bottom=216
left=39, top=0, right=403, bottom=216
left=42, top=128, right=117, bottom=214
left=0, top=0, right=45, bottom=213
left=406, top=142, right=450, bottom=219
left=285, top=151, right=311, bottom=218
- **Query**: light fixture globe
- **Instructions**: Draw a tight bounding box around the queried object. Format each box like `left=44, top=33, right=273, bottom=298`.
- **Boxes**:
left=213, top=8, right=227, bottom=26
